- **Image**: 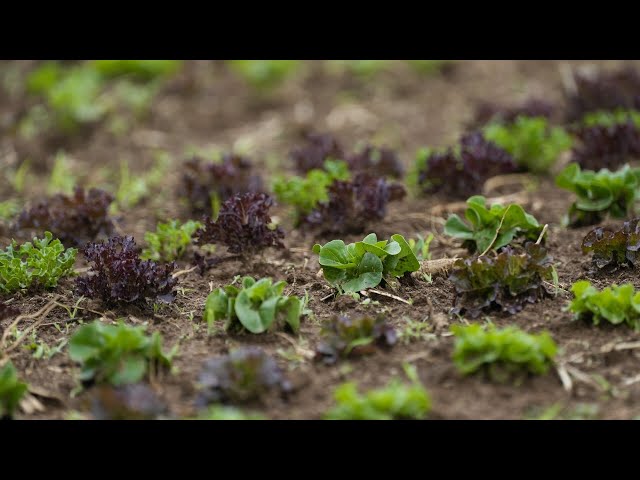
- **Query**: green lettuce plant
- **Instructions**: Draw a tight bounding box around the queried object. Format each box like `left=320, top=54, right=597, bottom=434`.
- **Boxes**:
left=567, top=280, right=640, bottom=330
left=0, top=232, right=77, bottom=294
left=203, top=276, right=308, bottom=334
left=556, top=163, right=640, bottom=227
left=444, top=195, right=544, bottom=253
left=313, top=233, right=420, bottom=294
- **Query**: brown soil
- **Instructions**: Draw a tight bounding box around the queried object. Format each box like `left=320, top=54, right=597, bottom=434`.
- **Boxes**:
left=2, top=60, right=640, bottom=420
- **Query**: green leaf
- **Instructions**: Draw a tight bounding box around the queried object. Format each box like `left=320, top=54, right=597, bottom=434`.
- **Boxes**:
left=342, top=252, right=384, bottom=293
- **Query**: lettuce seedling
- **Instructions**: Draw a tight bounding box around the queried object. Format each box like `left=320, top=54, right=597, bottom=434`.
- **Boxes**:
left=581, top=218, right=640, bottom=271
left=197, top=347, right=291, bottom=405
left=408, top=233, right=434, bottom=261
left=290, top=132, right=344, bottom=174
left=273, top=160, right=350, bottom=224
left=483, top=116, right=573, bottom=173
left=194, top=193, right=284, bottom=255
left=304, top=173, right=406, bottom=235
left=313, top=233, right=420, bottom=294
left=141, top=219, right=202, bottom=262
left=556, top=163, right=640, bottom=227
left=324, top=365, right=430, bottom=420
left=416, top=132, right=517, bottom=198
left=449, top=243, right=556, bottom=318
left=567, top=280, right=640, bottom=331
left=75, top=236, right=177, bottom=305
left=451, top=323, right=557, bottom=382
left=444, top=195, right=544, bottom=253
left=0, top=232, right=77, bottom=294
left=180, top=154, right=263, bottom=216
left=16, top=187, right=115, bottom=247
left=203, top=276, right=307, bottom=334
left=316, top=315, right=397, bottom=364
left=570, top=122, right=640, bottom=170
left=0, top=362, right=28, bottom=419
left=68, top=320, right=176, bottom=386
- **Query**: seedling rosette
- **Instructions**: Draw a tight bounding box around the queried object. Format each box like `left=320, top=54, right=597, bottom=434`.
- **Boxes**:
left=312, top=233, right=420, bottom=294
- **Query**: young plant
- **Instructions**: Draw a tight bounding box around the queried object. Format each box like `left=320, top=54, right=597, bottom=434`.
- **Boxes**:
left=444, top=195, right=544, bottom=253
left=324, top=365, right=430, bottom=420
left=581, top=218, right=640, bottom=271
left=313, top=233, right=420, bottom=294
left=75, top=236, right=177, bottom=306
left=16, top=187, right=115, bottom=247
left=68, top=320, right=176, bottom=386
left=567, top=280, right=640, bottom=331
left=194, top=193, right=285, bottom=255
left=315, top=314, right=397, bottom=364
left=483, top=116, right=573, bottom=173
left=196, top=347, right=291, bottom=405
left=289, top=132, right=344, bottom=174
left=180, top=154, right=263, bottom=216
left=0, top=232, right=77, bottom=294
left=556, top=163, right=640, bottom=227
left=0, top=362, right=28, bottom=419
left=415, top=132, right=517, bottom=198
left=304, top=173, right=406, bottom=235
left=203, top=276, right=306, bottom=334
left=449, top=243, right=556, bottom=318
left=272, top=160, right=350, bottom=224
left=451, top=323, right=557, bottom=382
left=408, top=233, right=434, bottom=261
left=570, top=122, right=640, bottom=171
left=26, top=63, right=107, bottom=132
left=141, top=219, right=202, bottom=262
left=346, top=145, right=404, bottom=179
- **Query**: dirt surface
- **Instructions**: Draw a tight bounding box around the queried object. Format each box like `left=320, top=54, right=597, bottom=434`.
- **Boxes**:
left=3, top=60, right=640, bottom=420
